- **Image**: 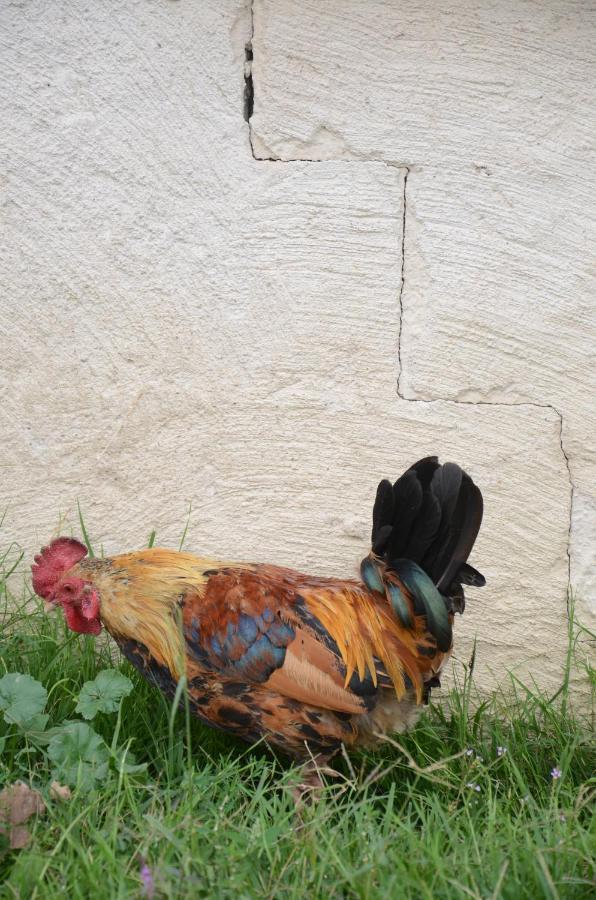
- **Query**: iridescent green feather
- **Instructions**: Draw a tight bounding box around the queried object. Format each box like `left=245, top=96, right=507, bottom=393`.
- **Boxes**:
left=393, top=559, right=452, bottom=651
left=385, top=583, right=414, bottom=630
left=361, top=557, right=415, bottom=631
left=360, top=558, right=385, bottom=594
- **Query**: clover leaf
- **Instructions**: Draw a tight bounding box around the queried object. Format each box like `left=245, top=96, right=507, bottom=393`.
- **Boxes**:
left=47, top=722, right=110, bottom=790
left=75, top=670, right=133, bottom=720
left=0, top=673, right=48, bottom=731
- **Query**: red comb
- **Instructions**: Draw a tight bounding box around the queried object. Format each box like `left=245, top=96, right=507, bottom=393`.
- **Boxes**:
left=31, top=537, right=88, bottom=599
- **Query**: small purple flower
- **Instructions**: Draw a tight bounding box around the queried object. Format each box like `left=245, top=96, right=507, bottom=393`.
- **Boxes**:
left=551, top=767, right=562, bottom=780
left=140, top=860, right=155, bottom=899
left=497, top=746, right=507, bottom=757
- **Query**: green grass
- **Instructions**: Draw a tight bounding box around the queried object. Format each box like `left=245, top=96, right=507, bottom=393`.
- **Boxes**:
left=0, top=557, right=594, bottom=899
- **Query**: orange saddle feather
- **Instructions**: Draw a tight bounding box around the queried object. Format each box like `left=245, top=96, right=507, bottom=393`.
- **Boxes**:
left=174, top=563, right=447, bottom=756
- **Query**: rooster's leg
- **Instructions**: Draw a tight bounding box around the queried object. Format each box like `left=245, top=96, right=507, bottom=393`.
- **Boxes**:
left=291, top=753, right=342, bottom=806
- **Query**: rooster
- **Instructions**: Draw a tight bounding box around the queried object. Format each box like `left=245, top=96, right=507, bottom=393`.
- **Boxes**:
left=32, top=457, right=484, bottom=787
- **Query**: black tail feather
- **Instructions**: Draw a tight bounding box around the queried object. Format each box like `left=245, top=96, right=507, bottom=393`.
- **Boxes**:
left=403, top=489, right=442, bottom=563
left=458, top=562, right=486, bottom=588
left=435, top=475, right=483, bottom=593
left=386, top=470, right=423, bottom=560
left=370, top=457, right=484, bottom=594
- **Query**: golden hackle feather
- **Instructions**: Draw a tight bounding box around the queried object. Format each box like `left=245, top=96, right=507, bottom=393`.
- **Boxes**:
left=299, top=584, right=426, bottom=702
left=76, top=549, right=242, bottom=678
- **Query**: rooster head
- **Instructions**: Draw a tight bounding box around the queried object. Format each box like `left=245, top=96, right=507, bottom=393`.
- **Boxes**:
left=32, top=537, right=102, bottom=635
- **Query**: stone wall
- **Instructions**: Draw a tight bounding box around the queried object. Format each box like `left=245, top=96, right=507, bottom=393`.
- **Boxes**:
left=1, top=1, right=594, bottom=693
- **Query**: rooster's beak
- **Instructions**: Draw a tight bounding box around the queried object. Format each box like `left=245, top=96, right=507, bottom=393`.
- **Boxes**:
left=44, top=600, right=56, bottom=613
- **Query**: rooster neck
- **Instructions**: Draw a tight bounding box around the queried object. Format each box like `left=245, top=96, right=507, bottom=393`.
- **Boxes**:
left=78, top=553, right=206, bottom=679
left=78, top=558, right=112, bottom=575
left=76, top=549, right=245, bottom=678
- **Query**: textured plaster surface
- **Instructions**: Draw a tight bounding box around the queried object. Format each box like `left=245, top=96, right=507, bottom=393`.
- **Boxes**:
left=251, top=0, right=596, bottom=615
left=0, top=0, right=591, bottom=693
left=251, top=0, right=595, bottom=171
left=400, top=168, right=595, bottom=612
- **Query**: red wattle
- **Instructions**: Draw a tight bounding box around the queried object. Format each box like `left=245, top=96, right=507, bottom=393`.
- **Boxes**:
left=63, top=603, right=102, bottom=635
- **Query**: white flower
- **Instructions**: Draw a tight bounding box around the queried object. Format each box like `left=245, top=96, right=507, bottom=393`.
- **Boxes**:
left=497, top=746, right=507, bottom=757
left=466, top=782, right=481, bottom=793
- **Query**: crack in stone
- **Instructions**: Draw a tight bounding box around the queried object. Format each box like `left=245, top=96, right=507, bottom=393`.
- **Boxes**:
left=554, top=406, right=573, bottom=592
left=396, top=166, right=409, bottom=399
left=243, top=41, right=253, bottom=124
left=245, top=0, right=255, bottom=153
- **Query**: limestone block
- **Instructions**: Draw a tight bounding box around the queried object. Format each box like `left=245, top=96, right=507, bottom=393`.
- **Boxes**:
left=251, top=0, right=595, bottom=172
left=0, top=159, right=405, bottom=554
left=203, top=397, right=571, bottom=695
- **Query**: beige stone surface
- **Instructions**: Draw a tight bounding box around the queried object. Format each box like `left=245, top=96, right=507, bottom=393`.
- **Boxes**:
left=251, top=0, right=596, bottom=613
left=251, top=0, right=595, bottom=171
left=0, top=0, right=587, bottom=694
left=401, top=166, right=595, bottom=612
